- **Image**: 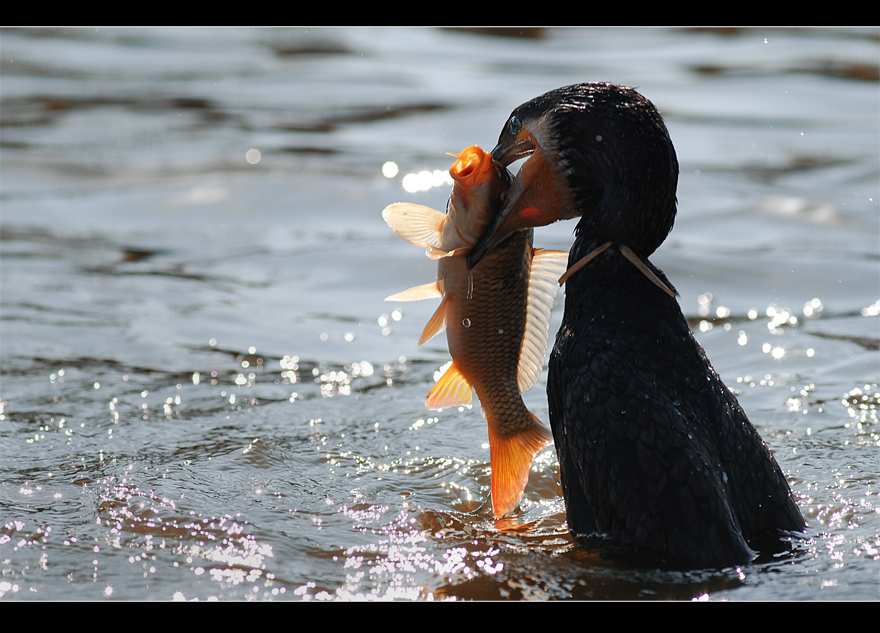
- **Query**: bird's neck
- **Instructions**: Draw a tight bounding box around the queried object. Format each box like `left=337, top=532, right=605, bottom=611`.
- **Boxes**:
left=564, top=238, right=677, bottom=303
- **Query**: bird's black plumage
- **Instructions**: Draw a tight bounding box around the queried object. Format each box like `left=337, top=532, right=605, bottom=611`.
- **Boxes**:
left=471, top=83, right=805, bottom=569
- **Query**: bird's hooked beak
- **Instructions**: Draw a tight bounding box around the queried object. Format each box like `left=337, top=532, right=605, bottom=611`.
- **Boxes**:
left=466, top=132, right=567, bottom=269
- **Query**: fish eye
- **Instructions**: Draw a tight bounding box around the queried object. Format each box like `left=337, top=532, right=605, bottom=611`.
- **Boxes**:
left=508, top=116, right=522, bottom=136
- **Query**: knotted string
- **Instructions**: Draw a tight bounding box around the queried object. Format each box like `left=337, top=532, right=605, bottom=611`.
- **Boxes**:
left=558, top=241, right=675, bottom=298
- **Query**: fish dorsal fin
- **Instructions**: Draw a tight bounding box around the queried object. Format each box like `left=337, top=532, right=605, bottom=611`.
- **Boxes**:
left=418, top=294, right=448, bottom=346
left=385, top=281, right=442, bottom=303
left=517, top=249, right=568, bottom=392
left=425, top=360, right=473, bottom=410
left=382, top=203, right=446, bottom=249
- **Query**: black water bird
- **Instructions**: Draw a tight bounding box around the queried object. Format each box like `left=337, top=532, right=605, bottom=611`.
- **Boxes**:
left=468, top=83, right=805, bottom=569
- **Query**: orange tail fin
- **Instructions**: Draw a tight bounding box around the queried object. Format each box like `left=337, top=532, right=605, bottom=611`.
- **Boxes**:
left=487, top=413, right=553, bottom=518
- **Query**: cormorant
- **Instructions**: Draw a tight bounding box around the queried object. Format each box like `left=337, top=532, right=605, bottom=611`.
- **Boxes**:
left=467, top=82, right=805, bottom=569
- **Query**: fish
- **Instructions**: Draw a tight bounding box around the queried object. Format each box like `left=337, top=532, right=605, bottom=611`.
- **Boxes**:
left=382, top=145, right=568, bottom=518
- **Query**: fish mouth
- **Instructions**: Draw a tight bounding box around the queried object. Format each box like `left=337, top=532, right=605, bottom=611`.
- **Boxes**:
left=467, top=137, right=562, bottom=270
left=449, top=145, right=489, bottom=185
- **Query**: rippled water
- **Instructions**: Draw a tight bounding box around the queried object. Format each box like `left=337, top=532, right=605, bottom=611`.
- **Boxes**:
left=1, top=27, right=878, bottom=601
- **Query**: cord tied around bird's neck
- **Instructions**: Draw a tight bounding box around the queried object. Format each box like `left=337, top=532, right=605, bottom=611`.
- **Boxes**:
left=558, top=241, right=675, bottom=298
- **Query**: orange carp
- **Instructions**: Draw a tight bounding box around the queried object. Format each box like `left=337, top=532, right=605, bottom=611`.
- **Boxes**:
left=382, top=145, right=567, bottom=518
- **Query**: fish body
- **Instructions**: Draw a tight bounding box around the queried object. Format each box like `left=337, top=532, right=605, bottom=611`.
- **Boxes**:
left=383, top=146, right=567, bottom=518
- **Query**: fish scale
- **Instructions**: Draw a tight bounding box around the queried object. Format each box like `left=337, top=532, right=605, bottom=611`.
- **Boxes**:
left=440, top=229, right=532, bottom=434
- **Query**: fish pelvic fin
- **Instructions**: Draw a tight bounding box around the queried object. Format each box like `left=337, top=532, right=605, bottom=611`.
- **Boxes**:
left=487, top=412, right=554, bottom=518
left=517, top=249, right=568, bottom=392
left=417, top=295, right=448, bottom=346
left=425, top=360, right=473, bottom=410
left=382, top=203, right=446, bottom=249
left=385, top=281, right=442, bottom=302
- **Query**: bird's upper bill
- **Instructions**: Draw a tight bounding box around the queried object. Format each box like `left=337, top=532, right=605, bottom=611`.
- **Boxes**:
left=466, top=126, right=569, bottom=269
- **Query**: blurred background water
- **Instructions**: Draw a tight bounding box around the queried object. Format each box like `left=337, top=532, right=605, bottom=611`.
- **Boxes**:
left=0, top=27, right=878, bottom=601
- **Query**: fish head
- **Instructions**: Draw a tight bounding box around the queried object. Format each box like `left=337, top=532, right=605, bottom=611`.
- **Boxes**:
left=444, top=146, right=513, bottom=246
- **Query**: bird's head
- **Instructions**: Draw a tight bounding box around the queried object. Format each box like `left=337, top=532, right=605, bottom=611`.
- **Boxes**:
left=467, top=83, right=679, bottom=269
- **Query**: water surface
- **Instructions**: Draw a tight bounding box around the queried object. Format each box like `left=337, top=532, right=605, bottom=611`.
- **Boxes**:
left=1, top=27, right=878, bottom=601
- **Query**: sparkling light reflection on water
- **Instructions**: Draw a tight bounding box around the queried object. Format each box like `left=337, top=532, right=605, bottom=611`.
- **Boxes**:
left=1, top=27, right=878, bottom=601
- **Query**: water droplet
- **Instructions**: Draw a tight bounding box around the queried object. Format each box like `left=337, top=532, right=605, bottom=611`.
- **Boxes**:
left=462, top=318, right=471, bottom=328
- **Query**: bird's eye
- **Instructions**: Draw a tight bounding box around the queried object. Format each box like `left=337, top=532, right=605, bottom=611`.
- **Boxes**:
left=508, top=116, right=522, bottom=136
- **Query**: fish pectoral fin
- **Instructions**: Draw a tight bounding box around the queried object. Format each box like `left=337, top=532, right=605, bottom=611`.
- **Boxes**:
left=385, top=281, right=442, bottom=302
left=425, top=361, right=473, bottom=410
left=488, top=413, right=554, bottom=518
left=382, top=203, right=446, bottom=249
left=517, top=249, right=569, bottom=392
left=417, top=295, right=448, bottom=346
